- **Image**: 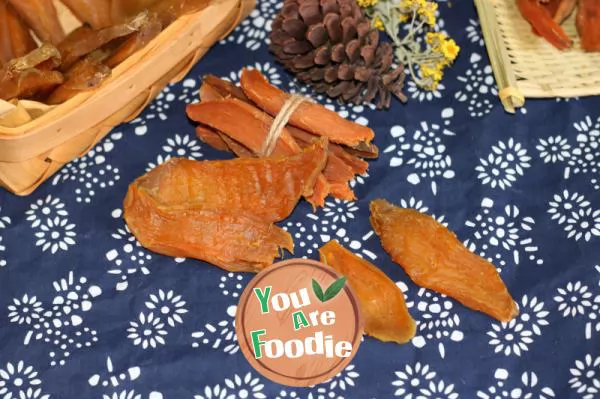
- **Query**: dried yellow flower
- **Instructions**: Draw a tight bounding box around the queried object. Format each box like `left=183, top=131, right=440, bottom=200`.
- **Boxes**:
left=425, top=32, right=447, bottom=48
left=441, top=38, right=460, bottom=62
left=374, top=16, right=385, bottom=31
left=418, top=1, right=437, bottom=26
left=398, top=13, right=410, bottom=23
left=357, top=0, right=379, bottom=7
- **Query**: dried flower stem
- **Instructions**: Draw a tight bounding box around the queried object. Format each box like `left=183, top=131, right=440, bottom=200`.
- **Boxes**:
left=360, top=0, right=460, bottom=91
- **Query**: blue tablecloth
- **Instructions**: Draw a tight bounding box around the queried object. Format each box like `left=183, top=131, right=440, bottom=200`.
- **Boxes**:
left=1, top=1, right=600, bottom=398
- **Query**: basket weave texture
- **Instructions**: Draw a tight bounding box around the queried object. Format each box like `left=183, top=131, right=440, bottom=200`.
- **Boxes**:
left=474, top=0, right=600, bottom=113
left=0, top=0, right=255, bottom=196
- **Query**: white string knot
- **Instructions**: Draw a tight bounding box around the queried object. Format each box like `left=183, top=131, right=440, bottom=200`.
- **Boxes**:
left=259, top=94, right=307, bottom=157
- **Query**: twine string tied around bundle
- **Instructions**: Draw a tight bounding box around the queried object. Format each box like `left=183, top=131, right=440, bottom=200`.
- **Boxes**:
left=259, top=94, right=309, bottom=157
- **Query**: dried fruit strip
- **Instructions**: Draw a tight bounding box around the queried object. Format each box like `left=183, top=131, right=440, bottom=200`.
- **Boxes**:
left=240, top=68, right=375, bottom=147
left=319, top=240, right=416, bottom=344
left=370, top=199, right=519, bottom=322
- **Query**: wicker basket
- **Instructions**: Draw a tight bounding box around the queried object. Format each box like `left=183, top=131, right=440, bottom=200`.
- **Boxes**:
left=474, top=0, right=600, bottom=113
left=0, top=0, right=254, bottom=196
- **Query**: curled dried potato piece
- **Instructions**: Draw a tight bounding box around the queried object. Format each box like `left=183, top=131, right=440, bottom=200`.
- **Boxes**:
left=319, top=240, right=416, bottom=344
left=370, top=199, right=519, bottom=322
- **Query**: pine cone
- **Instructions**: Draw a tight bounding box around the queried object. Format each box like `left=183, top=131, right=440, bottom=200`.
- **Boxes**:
left=269, top=0, right=407, bottom=109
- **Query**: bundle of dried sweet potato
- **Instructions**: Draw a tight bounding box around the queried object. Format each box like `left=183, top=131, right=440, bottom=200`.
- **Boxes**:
left=185, top=69, right=378, bottom=207
left=0, top=0, right=211, bottom=104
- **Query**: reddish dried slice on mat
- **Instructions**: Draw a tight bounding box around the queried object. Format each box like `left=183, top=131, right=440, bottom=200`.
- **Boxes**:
left=187, top=99, right=304, bottom=158
left=124, top=187, right=293, bottom=272
left=186, top=98, right=331, bottom=207
left=124, top=140, right=328, bottom=271
left=127, top=138, right=327, bottom=223
left=7, top=0, right=65, bottom=45
left=240, top=68, right=375, bottom=147
left=370, top=199, right=519, bottom=322
left=193, top=75, right=370, bottom=203
left=319, top=240, right=416, bottom=344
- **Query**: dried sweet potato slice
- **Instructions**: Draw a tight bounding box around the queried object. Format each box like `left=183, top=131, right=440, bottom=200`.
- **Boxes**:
left=124, top=184, right=293, bottom=272
left=370, top=199, right=519, bottom=322
left=105, top=14, right=163, bottom=68
left=0, top=68, right=64, bottom=101
left=187, top=98, right=303, bottom=157
left=46, top=56, right=112, bottom=104
left=186, top=98, right=331, bottom=206
left=319, top=240, right=416, bottom=344
left=200, top=74, right=249, bottom=102
left=0, top=3, right=37, bottom=64
left=197, top=75, right=371, bottom=173
left=240, top=68, right=375, bottom=147
left=129, top=138, right=328, bottom=223
left=195, top=125, right=230, bottom=152
left=8, top=0, right=65, bottom=45
left=61, top=0, right=114, bottom=29
left=58, top=11, right=153, bottom=70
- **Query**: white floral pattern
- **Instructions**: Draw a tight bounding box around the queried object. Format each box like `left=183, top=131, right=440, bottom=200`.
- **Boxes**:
left=51, top=132, right=122, bottom=203
left=477, top=368, right=555, bottom=398
left=548, top=191, right=600, bottom=242
left=537, top=135, right=571, bottom=164
left=7, top=272, right=102, bottom=366
left=127, top=312, right=167, bottom=349
left=535, top=116, right=600, bottom=190
left=455, top=53, right=498, bottom=118
left=283, top=201, right=378, bottom=260
left=465, top=198, right=543, bottom=270
left=88, top=357, right=141, bottom=388
left=0, top=207, right=11, bottom=267
left=25, top=195, right=77, bottom=254
left=0, top=361, right=49, bottom=399
left=146, top=133, right=203, bottom=172
left=554, top=281, right=594, bottom=318
left=476, top=138, right=532, bottom=189
left=145, top=289, right=188, bottom=328
left=552, top=278, right=600, bottom=340
left=276, top=364, right=359, bottom=399
left=194, top=373, right=265, bottom=399
left=487, top=295, right=549, bottom=357
left=407, top=80, right=445, bottom=102
left=220, top=0, right=282, bottom=50
left=384, top=108, right=456, bottom=195
left=127, top=289, right=187, bottom=349
left=225, top=62, right=282, bottom=86
left=106, top=209, right=153, bottom=291
left=219, top=273, right=247, bottom=298
left=466, top=19, right=484, bottom=46
left=401, top=285, right=464, bottom=359
left=569, top=354, right=600, bottom=399
left=392, top=362, right=457, bottom=398
left=191, top=305, right=239, bottom=354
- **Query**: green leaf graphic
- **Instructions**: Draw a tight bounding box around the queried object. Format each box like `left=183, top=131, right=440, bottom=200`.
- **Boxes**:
left=323, top=277, right=347, bottom=302
left=312, top=279, right=325, bottom=302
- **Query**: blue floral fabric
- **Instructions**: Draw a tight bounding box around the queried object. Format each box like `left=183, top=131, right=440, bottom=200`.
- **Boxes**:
left=1, top=1, right=600, bottom=398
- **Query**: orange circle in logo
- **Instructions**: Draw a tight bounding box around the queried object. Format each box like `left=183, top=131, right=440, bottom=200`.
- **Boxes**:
left=236, top=259, right=364, bottom=387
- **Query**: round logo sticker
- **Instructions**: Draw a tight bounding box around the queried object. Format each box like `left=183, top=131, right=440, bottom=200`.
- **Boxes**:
left=236, top=259, right=364, bottom=387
